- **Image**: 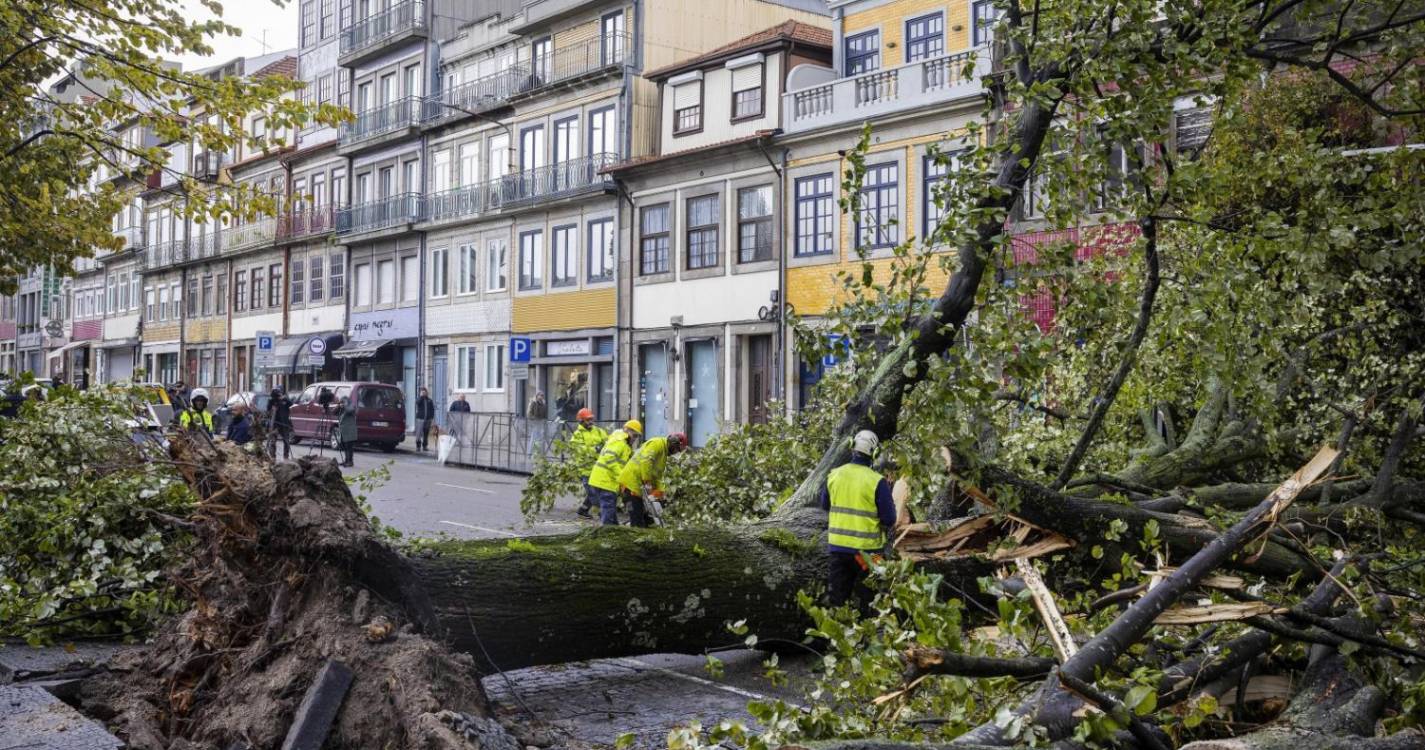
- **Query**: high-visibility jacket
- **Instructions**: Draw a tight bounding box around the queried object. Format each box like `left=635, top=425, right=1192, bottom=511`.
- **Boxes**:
left=179, top=408, right=214, bottom=434
left=588, top=429, right=633, bottom=492
left=825, top=461, right=886, bottom=550
left=572, top=424, right=608, bottom=451
left=618, top=436, right=670, bottom=495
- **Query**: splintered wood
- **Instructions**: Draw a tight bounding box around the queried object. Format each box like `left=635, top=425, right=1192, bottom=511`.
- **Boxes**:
left=1016, top=558, right=1079, bottom=661
left=1155, top=601, right=1284, bottom=624
left=894, top=514, right=1074, bottom=562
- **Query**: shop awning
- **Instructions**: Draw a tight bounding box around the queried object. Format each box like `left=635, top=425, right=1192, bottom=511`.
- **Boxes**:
left=331, top=339, right=388, bottom=360
left=256, top=336, right=307, bottom=373
left=45, top=340, right=90, bottom=361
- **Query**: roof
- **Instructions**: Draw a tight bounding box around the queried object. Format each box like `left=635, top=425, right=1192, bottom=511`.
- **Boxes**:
left=603, top=132, right=776, bottom=175
left=644, top=21, right=833, bottom=81
left=251, top=55, right=298, bottom=80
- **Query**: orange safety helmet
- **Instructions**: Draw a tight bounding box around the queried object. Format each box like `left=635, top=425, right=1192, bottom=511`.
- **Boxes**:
left=576, top=407, right=595, bottom=421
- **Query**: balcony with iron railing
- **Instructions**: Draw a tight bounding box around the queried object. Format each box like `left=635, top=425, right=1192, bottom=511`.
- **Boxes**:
left=422, top=153, right=618, bottom=226
left=188, top=230, right=221, bottom=261
left=421, top=32, right=631, bottom=128
left=114, top=226, right=145, bottom=252
left=280, top=204, right=338, bottom=241
left=336, top=192, right=422, bottom=237
left=339, top=0, right=426, bottom=66
left=140, top=239, right=187, bottom=270
left=338, top=96, right=421, bottom=152
left=783, top=47, right=988, bottom=134
left=222, top=217, right=279, bottom=254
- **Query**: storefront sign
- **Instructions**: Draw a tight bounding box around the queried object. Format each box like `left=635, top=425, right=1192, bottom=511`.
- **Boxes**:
left=348, top=307, right=418, bottom=341
left=545, top=339, right=590, bottom=357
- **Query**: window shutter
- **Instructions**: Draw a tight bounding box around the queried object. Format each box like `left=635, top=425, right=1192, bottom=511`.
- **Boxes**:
left=673, top=82, right=700, bottom=110
left=732, top=64, right=761, bottom=92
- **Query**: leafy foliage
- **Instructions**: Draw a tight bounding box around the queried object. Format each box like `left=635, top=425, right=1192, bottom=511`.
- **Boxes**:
left=0, top=0, right=345, bottom=291
left=0, top=385, right=194, bottom=643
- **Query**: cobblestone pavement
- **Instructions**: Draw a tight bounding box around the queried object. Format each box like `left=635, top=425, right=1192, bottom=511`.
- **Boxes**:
left=485, top=650, right=813, bottom=749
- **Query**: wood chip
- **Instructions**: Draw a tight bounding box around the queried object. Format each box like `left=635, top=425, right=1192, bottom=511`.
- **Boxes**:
left=1220, top=674, right=1293, bottom=705
left=1155, top=601, right=1284, bottom=625
left=1144, top=568, right=1245, bottom=590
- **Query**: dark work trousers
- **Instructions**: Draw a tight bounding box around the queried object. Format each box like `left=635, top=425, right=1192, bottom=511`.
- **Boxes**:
left=341, top=440, right=355, bottom=466
left=827, top=551, right=873, bottom=611
left=623, top=489, right=653, bottom=528
left=417, top=418, right=433, bottom=450
left=593, top=488, right=619, bottom=525
left=578, top=480, right=595, bottom=513
left=267, top=423, right=292, bottom=459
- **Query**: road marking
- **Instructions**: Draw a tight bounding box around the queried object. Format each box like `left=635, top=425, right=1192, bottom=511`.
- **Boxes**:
left=615, top=658, right=774, bottom=702
left=439, top=520, right=518, bottom=537
left=437, top=482, right=495, bottom=495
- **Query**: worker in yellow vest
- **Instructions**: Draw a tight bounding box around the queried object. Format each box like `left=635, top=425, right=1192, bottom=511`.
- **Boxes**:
left=617, top=432, right=687, bottom=527
left=573, top=408, right=610, bottom=518
left=178, top=388, right=214, bottom=434
left=821, top=429, right=896, bottom=608
left=587, top=419, right=642, bottom=525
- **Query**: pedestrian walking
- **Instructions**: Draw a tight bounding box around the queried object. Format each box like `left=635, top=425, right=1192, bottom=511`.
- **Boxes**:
left=266, top=387, right=293, bottom=459
left=447, top=393, right=470, bottom=440
left=572, top=408, right=609, bottom=518
left=178, top=387, right=214, bottom=434
left=616, top=432, right=687, bottom=528
left=526, top=390, right=549, bottom=458
left=225, top=403, right=253, bottom=445
left=821, top=430, right=896, bottom=610
left=336, top=395, right=357, bottom=467
left=414, top=387, right=436, bottom=451
left=587, top=419, right=642, bottom=525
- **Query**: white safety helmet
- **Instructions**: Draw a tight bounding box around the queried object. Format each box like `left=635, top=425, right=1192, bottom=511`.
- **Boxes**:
left=190, top=388, right=210, bottom=402
left=852, top=429, right=880, bottom=456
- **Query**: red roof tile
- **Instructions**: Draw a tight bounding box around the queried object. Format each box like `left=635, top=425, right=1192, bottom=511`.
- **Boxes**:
left=252, top=55, right=298, bottom=80
left=645, top=21, right=832, bottom=80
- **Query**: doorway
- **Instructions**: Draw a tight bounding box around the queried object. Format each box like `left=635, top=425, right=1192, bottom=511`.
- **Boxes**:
left=686, top=340, right=720, bottom=447
left=746, top=334, right=773, bottom=424
left=639, top=344, right=669, bottom=438
left=432, top=347, right=448, bottom=428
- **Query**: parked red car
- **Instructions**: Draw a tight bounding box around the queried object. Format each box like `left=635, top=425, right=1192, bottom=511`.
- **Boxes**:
left=290, top=381, right=405, bottom=452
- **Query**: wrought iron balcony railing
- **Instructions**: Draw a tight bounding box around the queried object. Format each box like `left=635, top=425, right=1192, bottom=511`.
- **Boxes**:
left=340, top=0, right=425, bottom=58
left=222, top=217, right=278, bottom=253
left=336, top=192, right=422, bottom=235
left=339, top=96, right=421, bottom=147
left=280, top=205, right=338, bottom=240
left=422, top=153, right=618, bottom=224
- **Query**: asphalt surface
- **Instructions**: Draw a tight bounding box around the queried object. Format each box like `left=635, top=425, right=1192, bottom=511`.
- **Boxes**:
left=307, top=441, right=587, bottom=540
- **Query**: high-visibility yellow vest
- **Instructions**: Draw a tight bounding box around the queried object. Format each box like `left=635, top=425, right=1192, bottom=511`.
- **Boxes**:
left=179, top=409, right=214, bottom=433
left=588, top=430, right=632, bottom=492
left=572, top=424, right=608, bottom=451
left=618, top=436, right=668, bottom=494
left=826, top=462, right=885, bottom=550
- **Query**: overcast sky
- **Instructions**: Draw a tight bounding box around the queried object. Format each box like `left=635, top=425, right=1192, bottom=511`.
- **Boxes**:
left=174, top=0, right=299, bottom=69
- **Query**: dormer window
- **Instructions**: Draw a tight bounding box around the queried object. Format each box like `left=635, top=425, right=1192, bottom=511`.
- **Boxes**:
left=728, top=54, right=765, bottom=121
left=670, top=72, right=703, bottom=135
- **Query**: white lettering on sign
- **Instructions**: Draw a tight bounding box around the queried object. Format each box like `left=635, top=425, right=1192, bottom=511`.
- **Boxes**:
left=545, top=340, right=590, bottom=357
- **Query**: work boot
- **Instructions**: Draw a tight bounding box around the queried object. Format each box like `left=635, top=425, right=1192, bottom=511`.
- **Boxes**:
left=576, top=507, right=592, bottom=518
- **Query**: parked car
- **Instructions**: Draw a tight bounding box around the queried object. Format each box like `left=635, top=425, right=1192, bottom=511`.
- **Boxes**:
left=215, top=391, right=272, bottom=433
left=289, top=381, right=405, bottom=452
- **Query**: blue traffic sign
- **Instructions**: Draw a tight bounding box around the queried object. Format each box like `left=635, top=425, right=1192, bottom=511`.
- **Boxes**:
left=257, top=334, right=274, bottom=351
left=510, top=337, right=532, bottom=363
left=823, top=334, right=850, bottom=368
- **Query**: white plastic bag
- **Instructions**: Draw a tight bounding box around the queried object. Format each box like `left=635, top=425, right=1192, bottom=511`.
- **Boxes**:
left=437, top=434, right=456, bottom=465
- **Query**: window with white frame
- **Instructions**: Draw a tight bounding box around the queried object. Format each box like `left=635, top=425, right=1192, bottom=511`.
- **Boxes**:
left=672, top=80, right=702, bottom=134
left=737, top=185, right=773, bottom=263
left=170, top=281, right=181, bottom=320
left=587, top=218, right=614, bottom=282
left=456, top=345, right=479, bottom=390
left=328, top=251, right=345, bottom=299
left=353, top=262, right=371, bottom=306
left=487, top=238, right=507, bottom=291
left=145, top=287, right=156, bottom=321
left=377, top=259, right=395, bottom=304
left=308, top=255, right=324, bottom=302
left=588, top=106, right=617, bottom=157
left=400, top=255, right=418, bottom=302
left=639, top=204, right=670, bottom=275
left=551, top=225, right=577, bottom=287
left=484, top=344, right=505, bottom=391
left=518, top=230, right=543, bottom=290
left=431, top=148, right=451, bottom=194
left=458, top=142, right=479, bottom=186
left=430, top=247, right=448, bottom=297
left=456, top=244, right=477, bottom=294
left=291, top=257, right=305, bottom=305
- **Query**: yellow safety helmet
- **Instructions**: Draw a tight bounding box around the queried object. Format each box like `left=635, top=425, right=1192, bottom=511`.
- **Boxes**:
left=623, top=419, right=643, bottom=435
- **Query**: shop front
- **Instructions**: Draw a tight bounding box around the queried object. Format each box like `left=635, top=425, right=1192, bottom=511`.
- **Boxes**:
left=337, top=307, right=419, bottom=429
left=142, top=342, right=181, bottom=385
left=258, top=332, right=345, bottom=393
left=518, top=331, right=616, bottom=425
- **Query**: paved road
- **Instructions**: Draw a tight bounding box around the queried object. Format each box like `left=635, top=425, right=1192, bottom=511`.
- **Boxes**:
left=309, top=442, right=589, bottom=540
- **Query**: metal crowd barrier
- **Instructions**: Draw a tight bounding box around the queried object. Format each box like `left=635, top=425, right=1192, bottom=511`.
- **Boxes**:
left=435, top=411, right=623, bottom=474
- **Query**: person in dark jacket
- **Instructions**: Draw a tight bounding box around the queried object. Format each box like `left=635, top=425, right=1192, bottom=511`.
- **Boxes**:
left=266, top=387, right=293, bottom=459
left=414, top=387, right=436, bottom=451
left=225, top=403, right=253, bottom=445
left=336, top=396, right=358, bottom=467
